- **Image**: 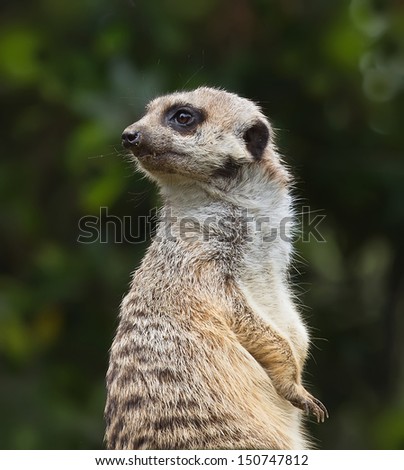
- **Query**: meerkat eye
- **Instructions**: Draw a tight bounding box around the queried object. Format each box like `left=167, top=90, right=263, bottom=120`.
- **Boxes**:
left=173, top=110, right=194, bottom=126
left=165, top=105, right=205, bottom=133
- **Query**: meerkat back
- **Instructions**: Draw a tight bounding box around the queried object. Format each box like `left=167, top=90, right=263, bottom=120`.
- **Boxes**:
left=104, top=87, right=327, bottom=450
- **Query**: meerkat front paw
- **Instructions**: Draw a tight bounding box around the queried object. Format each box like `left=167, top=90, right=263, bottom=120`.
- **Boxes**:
left=280, top=384, right=329, bottom=423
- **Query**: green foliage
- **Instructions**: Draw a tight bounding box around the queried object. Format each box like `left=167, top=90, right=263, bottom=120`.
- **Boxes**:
left=1, top=0, right=403, bottom=449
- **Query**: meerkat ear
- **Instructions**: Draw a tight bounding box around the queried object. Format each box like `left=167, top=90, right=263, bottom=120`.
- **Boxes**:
left=243, top=121, right=270, bottom=160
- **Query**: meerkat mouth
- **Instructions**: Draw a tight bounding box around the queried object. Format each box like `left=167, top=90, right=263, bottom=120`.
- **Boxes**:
left=131, top=149, right=187, bottom=161
left=129, top=147, right=153, bottom=159
left=132, top=151, right=189, bottom=175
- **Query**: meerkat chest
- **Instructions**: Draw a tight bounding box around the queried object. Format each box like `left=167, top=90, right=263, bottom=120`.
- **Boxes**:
left=236, top=232, right=310, bottom=364
left=233, top=191, right=301, bottom=336
left=237, top=233, right=292, bottom=323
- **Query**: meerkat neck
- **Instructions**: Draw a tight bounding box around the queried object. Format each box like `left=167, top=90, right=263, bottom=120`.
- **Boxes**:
left=155, top=167, right=293, bottom=260
left=158, top=166, right=291, bottom=220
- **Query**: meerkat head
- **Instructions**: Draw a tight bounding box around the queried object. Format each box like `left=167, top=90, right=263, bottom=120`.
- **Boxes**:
left=122, top=87, right=289, bottom=190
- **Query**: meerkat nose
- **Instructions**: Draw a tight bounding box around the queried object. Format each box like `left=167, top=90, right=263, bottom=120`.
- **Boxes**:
left=122, top=129, right=142, bottom=149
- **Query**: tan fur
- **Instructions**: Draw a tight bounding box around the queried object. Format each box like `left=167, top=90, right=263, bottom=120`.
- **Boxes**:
left=105, top=87, right=327, bottom=450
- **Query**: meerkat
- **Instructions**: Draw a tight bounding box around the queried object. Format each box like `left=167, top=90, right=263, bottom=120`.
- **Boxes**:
left=105, top=87, right=328, bottom=450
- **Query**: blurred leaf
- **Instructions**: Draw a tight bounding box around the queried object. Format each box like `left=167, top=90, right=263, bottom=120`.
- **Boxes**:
left=0, top=27, right=42, bottom=85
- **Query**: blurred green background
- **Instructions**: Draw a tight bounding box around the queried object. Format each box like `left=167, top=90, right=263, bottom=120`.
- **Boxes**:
left=1, top=0, right=403, bottom=450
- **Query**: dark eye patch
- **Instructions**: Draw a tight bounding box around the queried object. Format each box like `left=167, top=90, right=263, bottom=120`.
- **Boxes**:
left=213, top=156, right=242, bottom=179
left=164, top=104, right=205, bottom=133
left=243, top=121, right=270, bottom=160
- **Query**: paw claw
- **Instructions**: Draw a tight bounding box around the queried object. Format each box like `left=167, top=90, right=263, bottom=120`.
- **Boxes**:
left=284, top=385, right=329, bottom=423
